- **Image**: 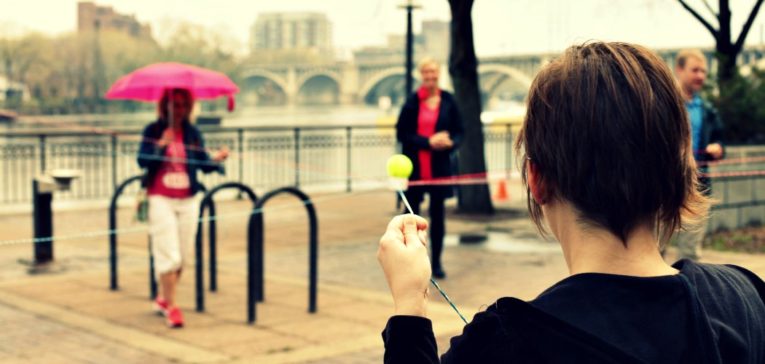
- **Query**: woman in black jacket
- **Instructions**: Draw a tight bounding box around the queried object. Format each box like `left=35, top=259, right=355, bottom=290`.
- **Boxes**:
left=395, top=57, right=464, bottom=279
left=378, top=43, right=765, bottom=363
left=137, top=88, right=229, bottom=328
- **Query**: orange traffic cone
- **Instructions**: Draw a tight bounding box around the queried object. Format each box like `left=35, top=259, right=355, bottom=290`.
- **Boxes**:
left=493, top=179, right=509, bottom=202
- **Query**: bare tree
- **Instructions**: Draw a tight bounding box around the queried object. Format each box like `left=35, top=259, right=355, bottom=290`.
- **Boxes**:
left=448, top=0, right=494, bottom=214
left=0, top=33, right=47, bottom=108
left=677, top=0, right=764, bottom=86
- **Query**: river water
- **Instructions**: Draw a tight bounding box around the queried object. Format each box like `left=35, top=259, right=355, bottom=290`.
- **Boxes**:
left=1, top=104, right=396, bottom=133
left=0, top=99, right=530, bottom=132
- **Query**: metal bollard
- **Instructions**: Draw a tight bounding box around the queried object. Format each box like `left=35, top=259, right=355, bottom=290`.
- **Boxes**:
left=31, top=170, right=79, bottom=266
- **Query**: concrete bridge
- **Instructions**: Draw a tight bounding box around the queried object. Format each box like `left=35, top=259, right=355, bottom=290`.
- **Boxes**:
left=239, top=47, right=765, bottom=107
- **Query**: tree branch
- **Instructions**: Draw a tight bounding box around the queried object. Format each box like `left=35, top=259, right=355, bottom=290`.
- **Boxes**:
left=700, top=0, right=718, bottom=18
left=677, top=0, right=720, bottom=38
left=734, top=0, right=765, bottom=52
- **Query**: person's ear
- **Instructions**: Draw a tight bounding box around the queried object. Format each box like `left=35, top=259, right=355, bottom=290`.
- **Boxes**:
left=527, top=161, right=548, bottom=205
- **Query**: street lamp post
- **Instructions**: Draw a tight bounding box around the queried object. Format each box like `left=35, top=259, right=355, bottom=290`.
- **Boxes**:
left=399, top=1, right=421, bottom=98
left=396, top=1, right=421, bottom=211
left=93, top=19, right=105, bottom=112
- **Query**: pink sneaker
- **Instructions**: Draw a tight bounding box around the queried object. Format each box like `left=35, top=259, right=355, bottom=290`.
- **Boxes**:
left=165, top=306, right=184, bottom=328
left=154, top=297, right=169, bottom=316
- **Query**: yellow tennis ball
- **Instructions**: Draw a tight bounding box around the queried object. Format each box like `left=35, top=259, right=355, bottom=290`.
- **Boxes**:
left=386, top=154, right=413, bottom=179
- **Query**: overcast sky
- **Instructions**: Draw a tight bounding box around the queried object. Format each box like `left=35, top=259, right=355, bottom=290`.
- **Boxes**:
left=1, top=0, right=763, bottom=56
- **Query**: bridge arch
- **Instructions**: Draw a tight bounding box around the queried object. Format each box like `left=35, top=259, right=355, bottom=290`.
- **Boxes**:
left=478, top=64, right=533, bottom=89
left=296, top=71, right=342, bottom=93
left=297, top=74, right=341, bottom=105
left=364, top=75, right=406, bottom=105
left=478, top=64, right=534, bottom=104
left=241, top=70, right=289, bottom=94
left=240, top=70, right=289, bottom=106
left=358, top=67, right=407, bottom=101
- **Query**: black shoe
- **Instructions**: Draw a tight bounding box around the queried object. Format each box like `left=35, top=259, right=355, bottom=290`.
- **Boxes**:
left=432, top=267, right=446, bottom=279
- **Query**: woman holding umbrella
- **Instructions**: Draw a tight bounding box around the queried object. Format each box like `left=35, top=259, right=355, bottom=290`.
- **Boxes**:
left=137, top=88, right=229, bottom=328
left=108, top=62, right=238, bottom=328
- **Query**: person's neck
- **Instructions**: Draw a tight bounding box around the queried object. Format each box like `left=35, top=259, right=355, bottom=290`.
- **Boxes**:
left=681, top=87, right=696, bottom=102
left=169, top=120, right=184, bottom=131
left=547, top=201, right=678, bottom=277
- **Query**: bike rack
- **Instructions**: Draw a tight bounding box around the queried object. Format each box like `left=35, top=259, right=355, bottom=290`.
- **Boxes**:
left=108, top=175, right=144, bottom=293
left=108, top=175, right=207, bottom=299
left=249, top=186, right=318, bottom=324
left=195, top=182, right=258, bottom=312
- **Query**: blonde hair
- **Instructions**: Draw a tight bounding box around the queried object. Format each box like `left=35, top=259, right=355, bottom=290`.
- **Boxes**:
left=675, top=49, right=707, bottom=69
left=418, top=57, right=440, bottom=72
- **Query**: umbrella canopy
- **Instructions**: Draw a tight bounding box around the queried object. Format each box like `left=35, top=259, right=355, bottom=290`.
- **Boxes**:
left=105, top=62, right=239, bottom=109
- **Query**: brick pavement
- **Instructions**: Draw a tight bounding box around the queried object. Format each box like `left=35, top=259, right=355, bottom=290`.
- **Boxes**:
left=0, top=182, right=763, bottom=363
left=0, top=302, right=172, bottom=364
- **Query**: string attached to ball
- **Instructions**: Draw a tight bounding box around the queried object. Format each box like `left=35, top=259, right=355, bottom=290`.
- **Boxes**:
left=386, top=154, right=468, bottom=324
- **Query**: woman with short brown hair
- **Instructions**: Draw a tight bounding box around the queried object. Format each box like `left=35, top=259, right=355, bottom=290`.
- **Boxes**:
left=377, top=42, right=765, bottom=363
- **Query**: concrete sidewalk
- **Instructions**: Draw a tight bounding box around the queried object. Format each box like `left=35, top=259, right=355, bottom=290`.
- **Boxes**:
left=0, top=183, right=763, bottom=363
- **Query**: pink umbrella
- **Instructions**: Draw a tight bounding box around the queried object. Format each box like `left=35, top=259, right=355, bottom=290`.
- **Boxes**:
left=105, top=62, right=239, bottom=110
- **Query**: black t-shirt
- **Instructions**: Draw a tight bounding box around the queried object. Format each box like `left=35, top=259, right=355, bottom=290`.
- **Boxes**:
left=382, top=260, right=765, bottom=363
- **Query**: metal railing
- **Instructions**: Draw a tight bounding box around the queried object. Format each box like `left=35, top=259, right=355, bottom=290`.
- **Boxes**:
left=703, top=147, right=765, bottom=231
left=4, top=124, right=763, bottom=231
left=0, top=123, right=517, bottom=205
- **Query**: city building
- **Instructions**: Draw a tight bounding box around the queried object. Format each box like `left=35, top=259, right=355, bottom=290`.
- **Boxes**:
left=353, top=34, right=424, bottom=65
left=352, top=19, right=448, bottom=65
left=250, top=12, right=332, bottom=53
left=77, top=1, right=152, bottom=39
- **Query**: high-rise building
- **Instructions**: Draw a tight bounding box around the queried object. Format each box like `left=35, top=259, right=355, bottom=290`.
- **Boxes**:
left=77, top=1, right=152, bottom=40
left=250, top=12, right=332, bottom=53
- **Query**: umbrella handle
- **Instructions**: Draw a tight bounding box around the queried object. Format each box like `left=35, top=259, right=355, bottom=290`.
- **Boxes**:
left=227, top=95, right=235, bottom=112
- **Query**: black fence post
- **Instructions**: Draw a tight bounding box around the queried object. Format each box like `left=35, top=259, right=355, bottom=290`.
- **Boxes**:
left=111, top=135, right=118, bottom=189
left=752, top=177, right=757, bottom=202
left=39, top=135, right=46, bottom=173
left=506, top=124, right=512, bottom=180
left=238, top=128, right=244, bottom=187
left=294, top=128, right=301, bottom=187
left=346, top=127, right=352, bottom=192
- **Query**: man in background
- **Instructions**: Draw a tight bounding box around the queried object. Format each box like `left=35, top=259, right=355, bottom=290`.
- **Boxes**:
left=674, top=49, right=725, bottom=260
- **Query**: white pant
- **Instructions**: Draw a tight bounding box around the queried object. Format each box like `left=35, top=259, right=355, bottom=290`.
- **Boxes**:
left=148, top=195, right=199, bottom=277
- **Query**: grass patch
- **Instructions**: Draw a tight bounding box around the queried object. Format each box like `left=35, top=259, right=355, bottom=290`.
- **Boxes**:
left=706, top=226, right=765, bottom=254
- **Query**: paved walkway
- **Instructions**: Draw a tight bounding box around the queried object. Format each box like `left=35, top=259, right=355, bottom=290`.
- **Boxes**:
left=0, top=181, right=763, bottom=363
